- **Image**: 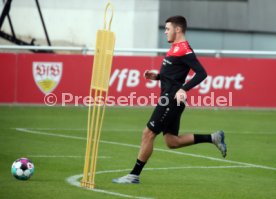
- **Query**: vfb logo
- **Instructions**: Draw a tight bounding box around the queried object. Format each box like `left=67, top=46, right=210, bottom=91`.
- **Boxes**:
left=33, top=62, right=63, bottom=94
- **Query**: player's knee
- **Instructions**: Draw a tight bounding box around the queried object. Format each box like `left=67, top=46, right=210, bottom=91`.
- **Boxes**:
left=164, top=135, right=179, bottom=149
left=166, top=141, right=178, bottom=149
left=142, top=128, right=156, bottom=141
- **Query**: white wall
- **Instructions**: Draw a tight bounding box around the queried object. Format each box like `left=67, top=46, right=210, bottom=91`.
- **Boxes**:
left=1, top=0, right=159, bottom=49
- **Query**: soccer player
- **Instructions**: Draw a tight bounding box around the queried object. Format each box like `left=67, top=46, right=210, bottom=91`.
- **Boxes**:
left=112, top=16, right=227, bottom=184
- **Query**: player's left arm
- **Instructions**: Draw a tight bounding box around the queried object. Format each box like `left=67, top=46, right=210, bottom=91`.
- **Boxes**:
left=181, top=53, right=207, bottom=91
left=175, top=53, right=207, bottom=103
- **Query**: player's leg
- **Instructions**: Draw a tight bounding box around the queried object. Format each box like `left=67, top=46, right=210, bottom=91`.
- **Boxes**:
left=112, top=127, right=157, bottom=184
left=164, top=133, right=195, bottom=148
left=162, top=101, right=227, bottom=157
left=162, top=102, right=197, bottom=148
left=112, top=101, right=165, bottom=184
left=164, top=132, right=213, bottom=148
left=164, top=132, right=227, bottom=157
left=137, top=127, right=157, bottom=162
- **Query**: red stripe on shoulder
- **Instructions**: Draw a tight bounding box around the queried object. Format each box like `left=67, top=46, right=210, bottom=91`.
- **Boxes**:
left=166, top=41, right=193, bottom=57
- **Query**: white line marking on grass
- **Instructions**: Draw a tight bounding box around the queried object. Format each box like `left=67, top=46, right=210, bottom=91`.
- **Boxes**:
left=92, top=188, right=153, bottom=199
left=66, top=173, right=151, bottom=199
left=15, top=128, right=276, bottom=171
left=27, top=155, right=110, bottom=159
left=153, top=148, right=276, bottom=171
left=25, top=128, right=86, bottom=131
left=15, top=127, right=276, bottom=135
left=66, top=165, right=252, bottom=199
left=16, top=128, right=85, bottom=140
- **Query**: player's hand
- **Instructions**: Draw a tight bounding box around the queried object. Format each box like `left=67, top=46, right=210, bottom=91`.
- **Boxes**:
left=174, top=89, right=187, bottom=104
left=144, top=70, right=158, bottom=80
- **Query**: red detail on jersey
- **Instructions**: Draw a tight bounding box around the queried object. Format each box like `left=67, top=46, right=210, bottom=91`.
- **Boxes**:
left=166, top=41, right=193, bottom=57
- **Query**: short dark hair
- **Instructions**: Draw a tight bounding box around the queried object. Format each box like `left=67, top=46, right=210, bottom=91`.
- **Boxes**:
left=165, top=16, right=187, bottom=33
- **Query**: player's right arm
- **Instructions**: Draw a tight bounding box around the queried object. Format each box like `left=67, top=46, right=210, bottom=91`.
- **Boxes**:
left=144, top=70, right=160, bottom=80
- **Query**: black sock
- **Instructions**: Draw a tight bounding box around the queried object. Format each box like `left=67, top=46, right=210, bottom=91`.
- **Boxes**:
left=194, top=134, right=212, bottom=144
left=130, top=159, right=146, bottom=176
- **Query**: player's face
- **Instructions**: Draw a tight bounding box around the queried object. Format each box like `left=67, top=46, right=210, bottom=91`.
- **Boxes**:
left=164, top=22, right=176, bottom=43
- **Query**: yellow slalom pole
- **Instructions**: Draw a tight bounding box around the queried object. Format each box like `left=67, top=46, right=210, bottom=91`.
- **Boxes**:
left=88, top=89, right=102, bottom=184
left=81, top=2, right=116, bottom=189
left=81, top=88, right=93, bottom=186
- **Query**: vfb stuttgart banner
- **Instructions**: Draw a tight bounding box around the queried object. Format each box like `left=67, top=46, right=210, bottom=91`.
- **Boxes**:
left=0, top=53, right=276, bottom=108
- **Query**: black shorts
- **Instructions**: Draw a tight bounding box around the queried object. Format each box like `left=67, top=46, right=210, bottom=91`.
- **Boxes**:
left=147, top=96, right=185, bottom=135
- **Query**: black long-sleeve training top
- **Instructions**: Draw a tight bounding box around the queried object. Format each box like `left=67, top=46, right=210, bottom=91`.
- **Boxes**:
left=157, top=41, right=207, bottom=97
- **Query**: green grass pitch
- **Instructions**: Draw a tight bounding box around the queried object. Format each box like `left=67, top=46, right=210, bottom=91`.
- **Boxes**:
left=0, top=106, right=275, bottom=199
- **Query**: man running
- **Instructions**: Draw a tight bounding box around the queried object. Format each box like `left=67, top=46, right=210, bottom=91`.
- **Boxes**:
left=112, top=15, right=227, bottom=184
